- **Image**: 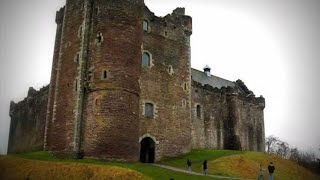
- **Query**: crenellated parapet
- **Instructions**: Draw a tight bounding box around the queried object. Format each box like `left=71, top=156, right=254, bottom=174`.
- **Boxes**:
left=192, top=80, right=265, bottom=109
left=55, top=7, right=65, bottom=24
left=8, top=86, right=49, bottom=153
left=143, top=6, right=192, bottom=43
left=10, top=86, right=49, bottom=116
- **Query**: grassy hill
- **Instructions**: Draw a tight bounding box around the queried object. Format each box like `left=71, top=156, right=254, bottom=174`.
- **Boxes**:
left=161, top=149, right=320, bottom=180
left=1, top=150, right=319, bottom=180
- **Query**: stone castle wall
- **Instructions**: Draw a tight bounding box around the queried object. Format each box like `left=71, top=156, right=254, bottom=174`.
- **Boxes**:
left=7, top=0, right=265, bottom=160
left=8, top=86, right=49, bottom=153
left=191, top=81, right=265, bottom=151
left=139, top=7, right=192, bottom=160
left=80, top=0, right=144, bottom=161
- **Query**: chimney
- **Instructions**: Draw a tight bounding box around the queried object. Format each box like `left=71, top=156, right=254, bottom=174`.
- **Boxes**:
left=203, top=65, right=211, bottom=77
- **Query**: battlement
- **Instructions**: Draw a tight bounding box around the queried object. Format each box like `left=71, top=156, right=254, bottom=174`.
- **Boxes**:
left=55, top=7, right=65, bottom=24
left=143, top=6, right=192, bottom=42
left=10, top=86, right=49, bottom=117
left=192, top=80, right=265, bottom=109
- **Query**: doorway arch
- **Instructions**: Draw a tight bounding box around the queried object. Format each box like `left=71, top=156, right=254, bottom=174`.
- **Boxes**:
left=140, top=137, right=155, bottom=163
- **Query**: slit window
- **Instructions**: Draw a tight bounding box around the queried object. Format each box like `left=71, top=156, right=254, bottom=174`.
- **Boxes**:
left=196, top=105, right=201, bottom=118
left=145, top=103, right=154, bottom=118
left=75, top=80, right=78, bottom=91
left=102, top=70, right=108, bottom=80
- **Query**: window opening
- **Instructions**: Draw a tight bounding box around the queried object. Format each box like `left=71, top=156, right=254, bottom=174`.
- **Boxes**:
left=196, top=105, right=201, bottom=118
left=75, top=80, right=78, bottom=91
left=96, top=33, right=103, bottom=43
left=143, top=20, right=149, bottom=32
left=145, top=103, right=154, bottom=118
left=102, top=70, right=107, bottom=79
left=142, top=52, right=150, bottom=67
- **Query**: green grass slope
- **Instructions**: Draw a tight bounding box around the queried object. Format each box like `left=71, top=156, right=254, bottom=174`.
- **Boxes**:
left=1, top=150, right=318, bottom=180
left=162, top=149, right=320, bottom=180
left=0, top=152, right=215, bottom=180
left=0, top=155, right=149, bottom=180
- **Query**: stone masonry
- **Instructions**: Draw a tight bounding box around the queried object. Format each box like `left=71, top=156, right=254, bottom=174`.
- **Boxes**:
left=8, top=0, right=265, bottom=162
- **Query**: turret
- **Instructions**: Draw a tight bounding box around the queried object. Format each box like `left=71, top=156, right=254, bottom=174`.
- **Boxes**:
left=81, top=0, right=145, bottom=161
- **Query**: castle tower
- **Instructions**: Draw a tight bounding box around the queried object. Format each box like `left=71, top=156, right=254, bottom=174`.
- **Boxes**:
left=81, top=0, right=144, bottom=161
left=139, top=7, right=193, bottom=161
left=45, top=0, right=144, bottom=160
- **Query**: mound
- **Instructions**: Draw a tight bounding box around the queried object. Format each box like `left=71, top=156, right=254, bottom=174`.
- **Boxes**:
left=0, top=156, right=150, bottom=180
left=210, top=152, right=319, bottom=180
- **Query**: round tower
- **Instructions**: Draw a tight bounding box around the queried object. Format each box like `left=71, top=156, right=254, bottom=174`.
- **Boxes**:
left=81, top=0, right=144, bottom=161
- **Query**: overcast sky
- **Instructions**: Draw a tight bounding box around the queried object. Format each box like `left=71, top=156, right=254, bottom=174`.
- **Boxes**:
left=0, top=0, right=319, bottom=155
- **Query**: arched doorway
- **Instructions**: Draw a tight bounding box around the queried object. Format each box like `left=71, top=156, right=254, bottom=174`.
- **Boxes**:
left=140, top=137, right=155, bottom=163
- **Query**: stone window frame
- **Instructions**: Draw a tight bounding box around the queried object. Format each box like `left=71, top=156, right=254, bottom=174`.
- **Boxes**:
left=74, top=79, right=79, bottom=92
left=142, top=101, right=156, bottom=119
left=95, top=32, right=104, bottom=45
left=141, top=50, right=153, bottom=69
left=87, top=70, right=93, bottom=82
left=182, top=99, right=187, bottom=108
left=74, top=52, right=80, bottom=63
left=143, top=19, right=151, bottom=33
left=94, top=6, right=99, bottom=16
left=78, top=25, right=83, bottom=38
left=183, top=82, right=189, bottom=91
left=167, top=65, right=174, bottom=75
left=101, top=70, right=109, bottom=80
left=195, top=104, right=202, bottom=119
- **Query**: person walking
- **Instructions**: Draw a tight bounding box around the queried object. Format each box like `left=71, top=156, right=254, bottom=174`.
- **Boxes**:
left=187, top=159, right=192, bottom=172
left=257, top=164, right=264, bottom=180
left=268, top=162, right=275, bottom=180
left=202, top=160, right=208, bottom=175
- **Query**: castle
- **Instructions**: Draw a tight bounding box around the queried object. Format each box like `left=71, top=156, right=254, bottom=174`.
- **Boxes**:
left=8, top=0, right=265, bottom=162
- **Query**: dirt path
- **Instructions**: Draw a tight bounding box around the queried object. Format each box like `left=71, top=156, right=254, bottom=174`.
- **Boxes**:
left=153, top=164, right=252, bottom=180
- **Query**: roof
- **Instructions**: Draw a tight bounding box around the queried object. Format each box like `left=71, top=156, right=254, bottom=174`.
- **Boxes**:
left=191, top=68, right=237, bottom=89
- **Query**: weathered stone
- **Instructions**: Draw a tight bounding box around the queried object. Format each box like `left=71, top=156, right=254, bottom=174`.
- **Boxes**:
left=8, top=0, right=265, bottom=161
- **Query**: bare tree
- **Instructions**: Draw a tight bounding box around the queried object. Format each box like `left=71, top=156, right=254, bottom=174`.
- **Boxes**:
left=276, top=141, right=290, bottom=159
left=289, top=148, right=301, bottom=162
left=265, top=135, right=279, bottom=153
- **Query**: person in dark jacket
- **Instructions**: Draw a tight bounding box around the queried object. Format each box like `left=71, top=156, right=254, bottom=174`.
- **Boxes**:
left=268, top=162, right=275, bottom=180
left=203, top=160, right=208, bottom=175
left=187, top=159, right=192, bottom=172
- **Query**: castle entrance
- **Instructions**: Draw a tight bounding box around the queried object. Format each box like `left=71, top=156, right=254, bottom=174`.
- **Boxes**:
left=140, top=137, right=155, bottom=163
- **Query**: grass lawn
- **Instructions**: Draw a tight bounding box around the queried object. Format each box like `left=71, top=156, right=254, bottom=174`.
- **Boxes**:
left=1, top=151, right=217, bottom=180
left=160, top=149, right=243, bottom=175
left=1, top=150, right=319, bottom=180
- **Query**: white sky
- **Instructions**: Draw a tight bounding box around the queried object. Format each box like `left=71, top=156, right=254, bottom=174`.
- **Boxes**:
left=0, top=0, right=319, bottom=156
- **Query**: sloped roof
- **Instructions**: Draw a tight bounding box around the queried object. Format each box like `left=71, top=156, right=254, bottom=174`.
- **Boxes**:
left=191, top=68, right=237, bottom=89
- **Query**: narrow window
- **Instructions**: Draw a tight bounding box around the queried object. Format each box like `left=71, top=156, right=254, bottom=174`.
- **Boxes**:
left=196, top=105, right=201, bottom=118
left=75, top=80, right=78, bottom=91
left=145, top=103, right=154, bottom=118
left=168, top=65, right=173, bottom=75
left=78, top=25, right=83, bottom=38
left=102, top=70, right=107, bottom=80
left=143, top=20, right=149, bottom=32
left=88, top=71, right=92, bottom=81
left=76, top=53, right=80, bottom=63
left=184, top=83, right=188, bottom=90
left=96, top=33, right=103, bottom=44
left=95, top=7, right=99, bottom=15
left=182, top=99, right=186, bottom=108
left=142, top=52, right=150, bottom=67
